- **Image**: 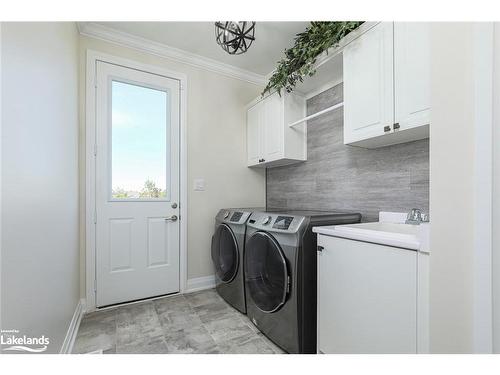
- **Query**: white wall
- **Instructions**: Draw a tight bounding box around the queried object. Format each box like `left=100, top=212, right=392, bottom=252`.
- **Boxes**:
left=78, top=36, right=266, bottom=296
left=493, top=23, right=500, bottom=354
left=430, top=22, right=474, bottom=353
left=1, top=22, right=80, bottom=353
left=429, top=22, right=494, bottom=353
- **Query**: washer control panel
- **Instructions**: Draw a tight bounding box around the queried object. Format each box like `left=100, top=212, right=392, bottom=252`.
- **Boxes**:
left=230, top=211, right=243, bottom=222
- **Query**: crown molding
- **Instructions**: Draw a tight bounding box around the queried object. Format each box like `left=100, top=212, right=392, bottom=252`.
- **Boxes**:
left=77, top=22, right=267, bottom=86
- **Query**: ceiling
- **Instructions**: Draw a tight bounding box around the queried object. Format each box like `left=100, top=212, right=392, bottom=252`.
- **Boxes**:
left=95, top=22, right=310, bottom=76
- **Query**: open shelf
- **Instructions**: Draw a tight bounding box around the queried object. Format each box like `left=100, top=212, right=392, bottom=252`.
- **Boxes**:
left=291, top=22, right=380, bottom=98
left=289, top=101, right=343, bottom=127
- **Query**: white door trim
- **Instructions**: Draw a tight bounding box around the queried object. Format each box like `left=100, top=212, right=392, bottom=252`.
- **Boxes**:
left=85, top=50, right=188, bottom=311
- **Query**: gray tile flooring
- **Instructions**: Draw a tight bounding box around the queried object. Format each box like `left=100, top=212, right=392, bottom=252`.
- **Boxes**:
left=73, top=288, right=285, bottom=354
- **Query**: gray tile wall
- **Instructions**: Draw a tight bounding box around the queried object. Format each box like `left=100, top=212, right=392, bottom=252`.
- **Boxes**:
left=266, top=83, right=429, bottom=222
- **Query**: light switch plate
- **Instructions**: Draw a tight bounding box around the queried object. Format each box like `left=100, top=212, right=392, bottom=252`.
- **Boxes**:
left=193, top=178, right=205, bottom=191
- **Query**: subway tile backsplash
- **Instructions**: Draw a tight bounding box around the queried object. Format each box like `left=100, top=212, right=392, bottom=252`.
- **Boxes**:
left=266, top=83, right=429, bottom=222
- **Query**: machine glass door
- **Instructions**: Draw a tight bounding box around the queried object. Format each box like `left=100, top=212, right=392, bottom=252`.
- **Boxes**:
left=211, top=224, right=239, bottom=283
left=245, top=231, right=288, bottom=313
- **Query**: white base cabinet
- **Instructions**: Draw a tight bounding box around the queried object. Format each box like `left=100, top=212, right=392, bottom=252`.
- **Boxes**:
left=317, top=234, right=417, bottom=354
left=246, top=92, right=306, bottom=168
left=343, top=22, right=430, bottom=148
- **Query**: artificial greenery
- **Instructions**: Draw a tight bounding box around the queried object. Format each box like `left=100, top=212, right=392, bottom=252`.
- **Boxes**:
left=262, top=21, right=364, bottom=96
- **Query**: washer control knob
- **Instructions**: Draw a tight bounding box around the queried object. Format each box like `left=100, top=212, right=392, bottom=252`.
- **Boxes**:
left=262, top=216, right=272, bottom=225
left=223, top=211, right=230, bottom=219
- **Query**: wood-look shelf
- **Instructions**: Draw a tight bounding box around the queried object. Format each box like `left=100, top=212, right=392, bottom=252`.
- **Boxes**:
left=288, top=102, right=344, bottom=128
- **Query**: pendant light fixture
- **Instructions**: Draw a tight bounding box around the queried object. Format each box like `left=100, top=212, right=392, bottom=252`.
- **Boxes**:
left=215, top=21, right=256, bottom=55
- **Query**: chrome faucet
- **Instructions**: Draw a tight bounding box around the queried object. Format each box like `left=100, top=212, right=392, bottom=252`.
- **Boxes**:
left=405, top=208, right=428, bottom=225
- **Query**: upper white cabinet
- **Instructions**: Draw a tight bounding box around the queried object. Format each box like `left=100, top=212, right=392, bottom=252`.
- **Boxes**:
left=246, top=92, right=306, bottom=168
left=344, top=22, right=394, bottom=145
left=344, top=22, right=430, bottom=148
left=246, top=101, right=262, bottom=166
left=394, top=22, right=431, bottom=131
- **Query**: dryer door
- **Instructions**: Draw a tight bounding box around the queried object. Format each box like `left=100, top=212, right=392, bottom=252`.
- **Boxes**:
left=245, top=231, right=289, bottom=313
left=211, top=223, right=239, bottom=283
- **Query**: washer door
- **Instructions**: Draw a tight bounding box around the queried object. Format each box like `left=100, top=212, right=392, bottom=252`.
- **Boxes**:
left=245, top=231, right=289, bottom=313
left=211, top=223, right=239, bottom=283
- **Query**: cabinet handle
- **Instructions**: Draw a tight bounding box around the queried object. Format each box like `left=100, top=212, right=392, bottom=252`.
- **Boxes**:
left=317, top=245, right=324, bottom=252
left=393, top=123, right=400, bottom=130
left=384, top=125, right=391, bottom=133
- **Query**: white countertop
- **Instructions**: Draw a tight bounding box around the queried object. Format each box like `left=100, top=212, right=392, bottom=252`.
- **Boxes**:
left=313, top=212, right=430, bottom=252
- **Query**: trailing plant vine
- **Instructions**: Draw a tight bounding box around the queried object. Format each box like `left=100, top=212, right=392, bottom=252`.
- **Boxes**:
left=262, top=21, right=364, bottom=96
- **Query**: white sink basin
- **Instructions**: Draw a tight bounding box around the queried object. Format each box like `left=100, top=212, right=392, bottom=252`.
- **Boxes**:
left=313, top=212, right=430, bottom=251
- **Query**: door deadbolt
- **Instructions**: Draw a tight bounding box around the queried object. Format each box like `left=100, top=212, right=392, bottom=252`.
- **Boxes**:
left=171, top=203, right=178, bottom=209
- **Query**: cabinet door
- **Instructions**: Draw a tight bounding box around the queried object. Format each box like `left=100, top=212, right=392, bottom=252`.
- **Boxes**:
left=317, top=235, right=417, bottom=353
left=262, top=92, right=284, bottom=163
left=247, top=101, right=262, bottom=166
left=394, top=22, right=431, bottom=131
left=343, top=22, right=394, bottom=144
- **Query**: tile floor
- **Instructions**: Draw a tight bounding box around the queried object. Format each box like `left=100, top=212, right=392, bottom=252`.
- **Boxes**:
left=73, top=288, right=285, bottom=354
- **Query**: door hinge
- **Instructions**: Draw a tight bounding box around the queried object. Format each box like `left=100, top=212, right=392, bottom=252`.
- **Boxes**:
left=93, top=144, right=97, bottom=157
left=94, top=280, right=97, bottom=294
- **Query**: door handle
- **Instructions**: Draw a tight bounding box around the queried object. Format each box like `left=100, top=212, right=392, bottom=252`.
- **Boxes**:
left=165, top=215, right=178, bottom=222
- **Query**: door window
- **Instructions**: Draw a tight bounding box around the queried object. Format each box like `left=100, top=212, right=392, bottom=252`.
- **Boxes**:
left=110, top=80, right=170, bottom=200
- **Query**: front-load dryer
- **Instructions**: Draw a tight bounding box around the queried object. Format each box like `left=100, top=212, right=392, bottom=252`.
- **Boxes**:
left=211, top=208, right=259, bottom=313
left=244, top=210, right=361, bottom=353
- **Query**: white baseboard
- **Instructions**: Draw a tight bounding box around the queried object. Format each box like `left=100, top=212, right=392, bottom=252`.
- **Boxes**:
left=185, top=275, right=216, bottom=293
left=60, top=298, right=86, bottom=354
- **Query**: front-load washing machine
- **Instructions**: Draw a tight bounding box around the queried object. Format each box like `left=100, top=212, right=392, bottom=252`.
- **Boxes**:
left=211, top=208, right=260, bottom=313
left=244, top=210, right=361, bottom=353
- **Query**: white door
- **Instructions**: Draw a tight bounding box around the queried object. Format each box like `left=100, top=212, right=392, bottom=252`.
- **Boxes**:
left=95, top=61, right=180, bottom=307
left=343, top=22, right=394, bottom=144
left=394, top=22, right=431, bottom=131
left=263, top=93, right=283, bottom=162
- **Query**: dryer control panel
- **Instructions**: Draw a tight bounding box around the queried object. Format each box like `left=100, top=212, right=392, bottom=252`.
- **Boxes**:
left=247, top=212, right=306, bottom=233
left=272, top=216, right=294, bottom=230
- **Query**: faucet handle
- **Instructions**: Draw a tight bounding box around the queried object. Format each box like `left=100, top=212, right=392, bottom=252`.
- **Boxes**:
left=406, top=208, right=422, bottom=225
